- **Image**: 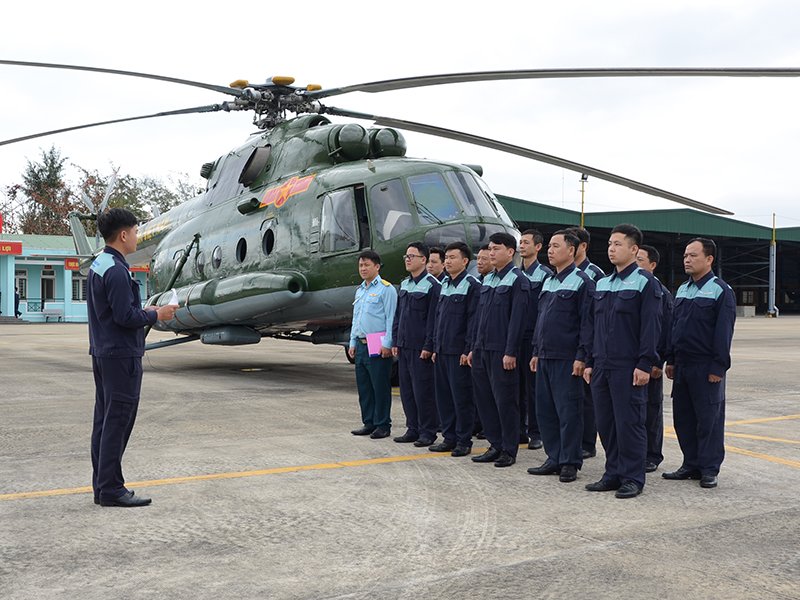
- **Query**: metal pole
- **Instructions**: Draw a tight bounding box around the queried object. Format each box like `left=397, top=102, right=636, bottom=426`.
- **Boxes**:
left=768, top=213, right=778, bottom=317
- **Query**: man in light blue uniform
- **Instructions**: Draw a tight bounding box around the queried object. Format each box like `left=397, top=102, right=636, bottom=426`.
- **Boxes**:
left=349, top=250, right=397, bottom=439
left=664, top=238, right=736, bottom=489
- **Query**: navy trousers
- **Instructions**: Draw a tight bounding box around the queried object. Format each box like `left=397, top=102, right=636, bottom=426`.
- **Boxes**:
left=645, top=373, right=665, bottom=465
left=591, top=367, right=648, bottom=490
left=397, top=347, right=438, bottom=440
left=671, top=362, right=726, bottom=476
left=472, top=349, right=520, bottom=457
left=536, top=359, right=584, bottom=468
left=582, top=380, right=598, bottom=453
left=434, top=353, right=475, bottom=447
left=518, top=337, right=540, bottom=441
left=354, top=341, right=393, bottom=431
left=91, top=356, right=143, bottom=502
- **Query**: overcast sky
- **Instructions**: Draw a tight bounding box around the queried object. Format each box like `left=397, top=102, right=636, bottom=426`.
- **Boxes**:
left=1, top=0, right=798, bottom=229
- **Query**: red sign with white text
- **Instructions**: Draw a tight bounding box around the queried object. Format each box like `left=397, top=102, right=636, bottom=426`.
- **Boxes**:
left=65, top=258, right=80, bottom=270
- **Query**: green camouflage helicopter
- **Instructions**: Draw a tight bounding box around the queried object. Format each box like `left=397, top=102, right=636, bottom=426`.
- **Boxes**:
left=3, top=61, right=797, bottom=351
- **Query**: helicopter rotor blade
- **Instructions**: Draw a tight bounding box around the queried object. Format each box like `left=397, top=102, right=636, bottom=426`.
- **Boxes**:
left=324, top=106, right=733, bottom=216
left=0, top=104, right=227, bottom=147
left=98, top=168, right=119, bottom=213
left=81, top=191, right=95, bottom=214
left=0, top=59, right=244, bottom=98
left=307, top=67, right=800, bottom=100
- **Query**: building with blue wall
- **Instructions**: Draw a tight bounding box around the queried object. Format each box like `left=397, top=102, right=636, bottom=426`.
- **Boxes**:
left=0, top=234, right=148, bottom=322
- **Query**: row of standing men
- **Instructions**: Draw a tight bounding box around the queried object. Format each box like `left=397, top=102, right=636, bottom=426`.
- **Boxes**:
left=349, top=224, right=736, bottom=498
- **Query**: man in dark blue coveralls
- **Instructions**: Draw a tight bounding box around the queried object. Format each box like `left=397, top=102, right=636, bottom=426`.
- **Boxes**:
left=392, top=241, right=441, bottom=447
left=88, top=208, right=177, bottom=507
left=664, top=238, right=736, bottom=489
left=517, top=229, right=553, bottom=450
left=636, top=245, right=674, bottom=473
left=584, top=224, right=662, bottom=499
left=468, top=232, right=530, bottom=468
left=568, top=226, right=605, bottom=460
left=349, top=250, right=397, bottom=439
left=429, top=241, right=480, bottom=457
left=528, top=230, right=595, bottom=483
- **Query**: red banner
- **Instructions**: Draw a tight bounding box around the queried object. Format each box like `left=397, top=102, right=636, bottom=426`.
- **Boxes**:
left=65, top=258, right=80, bottom=270
left=0, top=241, right=22, bottom=255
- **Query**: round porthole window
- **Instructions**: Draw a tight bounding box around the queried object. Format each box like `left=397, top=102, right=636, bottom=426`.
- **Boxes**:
left=236, top=238, right=247, bottom=263
left=212, top=245, right=222, bottom=269
left=262, top=229, right=275, bottom=255
left=196, top=251, right=206, bottom=275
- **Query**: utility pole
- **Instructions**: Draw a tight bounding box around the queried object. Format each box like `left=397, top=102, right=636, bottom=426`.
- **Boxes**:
left=767, top=213, right=778, bottom=317
left=580, top=174, right=588, bottom=228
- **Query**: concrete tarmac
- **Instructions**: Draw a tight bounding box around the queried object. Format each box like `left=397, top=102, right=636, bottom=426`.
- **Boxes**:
left=1, top=318, right=799, bottom=599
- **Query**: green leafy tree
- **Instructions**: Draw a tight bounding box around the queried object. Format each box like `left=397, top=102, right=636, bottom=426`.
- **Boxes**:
left=5, top=146, right=83, bottom=235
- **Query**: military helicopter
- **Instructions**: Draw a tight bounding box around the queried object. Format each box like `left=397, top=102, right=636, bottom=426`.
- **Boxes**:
left=3, top=61, right=798, bottom=352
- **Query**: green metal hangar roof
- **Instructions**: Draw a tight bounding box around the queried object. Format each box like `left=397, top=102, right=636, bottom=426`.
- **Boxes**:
left=496, top=195, right=800, bottom=314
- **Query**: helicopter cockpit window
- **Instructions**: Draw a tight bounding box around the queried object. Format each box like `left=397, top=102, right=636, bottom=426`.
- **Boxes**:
left=369, top=179, right=414, bottom=241
left=469, top=223, right=507, bottom=257
left=407, top=173, right=460, bottom=224
left=320, top=189, right=358, bottom=253
left=445, top=171, right=496, bottom=218
left=474, top=175, right=515, bottom=227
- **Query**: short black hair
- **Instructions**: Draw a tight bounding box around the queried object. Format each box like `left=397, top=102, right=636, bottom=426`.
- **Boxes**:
left=407, top=240, right=430, bottom=260
left=552, top=229, right=580, bottom=254
left=488, top=231, right=517, bottom=252
left=567, top=226, right=590, bottom=247
left=429, top=246, right=446, bottom=262
left=610, top=223, right=643, bottom=247
left=358, top=250, right=382, bottom=266
left=521, top=228, right=544, bottom=246
left=97, top=208, right=138, bottom=242
left=445, top=241, right=472, bottom=261
left=687, top=237, right=717, bottom=259
left=479, top=244, right=490, bottom=252
left=639, top=244, right=660, bottom=265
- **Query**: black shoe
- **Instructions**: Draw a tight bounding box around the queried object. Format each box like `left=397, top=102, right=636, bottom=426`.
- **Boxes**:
left=451, top=445, right=471, bottom=457
left=393, top=432, right=418, bottom=443
left=429, top=442, right=456, bottom=452
left=645, top=460, right=659, bottom=473
left=370, top=428, right=390, bottom=439
left=528, top=438, right=543, bottom=450
left=471, top=448, right=501, bottom=463
left=494, top=451, right=516, bottom=467
left=519, top=434, right=530, bottom=444
left=662, top=466, right=702, bottom=480
left=475, top=431, right=486, bottom=440
left=527, top=462, right=560, bottom=476
left=615, top=481, right=643, bottom=499
left=582, top=449, right=596, bottom=459
left=351, top=426, right=375, bottom=436
left=559, top=465, right=578, bottom=483
left=585, top=480, right=621, bottom=492
left=700, top=474, right=718, bottom=488
left=94, top=497, right=99, bottom=505
left=414, top=437, right=435, bottom=447
left=99, top=490, right=152, bottom=507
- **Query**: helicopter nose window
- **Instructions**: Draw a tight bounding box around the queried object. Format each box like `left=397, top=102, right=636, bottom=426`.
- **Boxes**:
left=320, top=188, right=358, bottom=253
left=407, top=173, right=460, bottom=224
left=212, top=245, right=222, bottom=269
left=369, top=179, right=414, bottom=241
left=445, top=171, right=497, bottom=218
left=469, top=223, right=507, bottom=257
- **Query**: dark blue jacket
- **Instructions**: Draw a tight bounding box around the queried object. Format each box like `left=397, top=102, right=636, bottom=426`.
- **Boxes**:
left=434, top=270, right=480, bottom=356
left=533, top=264, right=595, bottom=362
left=666, top=271, right=736, bottom=377
left=471, top=261, right=530, bottom=357
left=87, top=247, right=157, bottom=358
left=392, top=271, right=441, bottom=351
left=522, top=260, right=554, bottom=339
left=578, top=258, right=606, bottom=281
left=586, top=262, right=662, bottom=372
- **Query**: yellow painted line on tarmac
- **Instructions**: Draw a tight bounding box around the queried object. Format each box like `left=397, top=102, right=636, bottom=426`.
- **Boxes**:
left=724, top=433, right=800, bottom=445
left=724, top=445, right=800, bottom=469
left=725, top=414, right=800, bottom=426
left=0, top=448, right=496, bottom=503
